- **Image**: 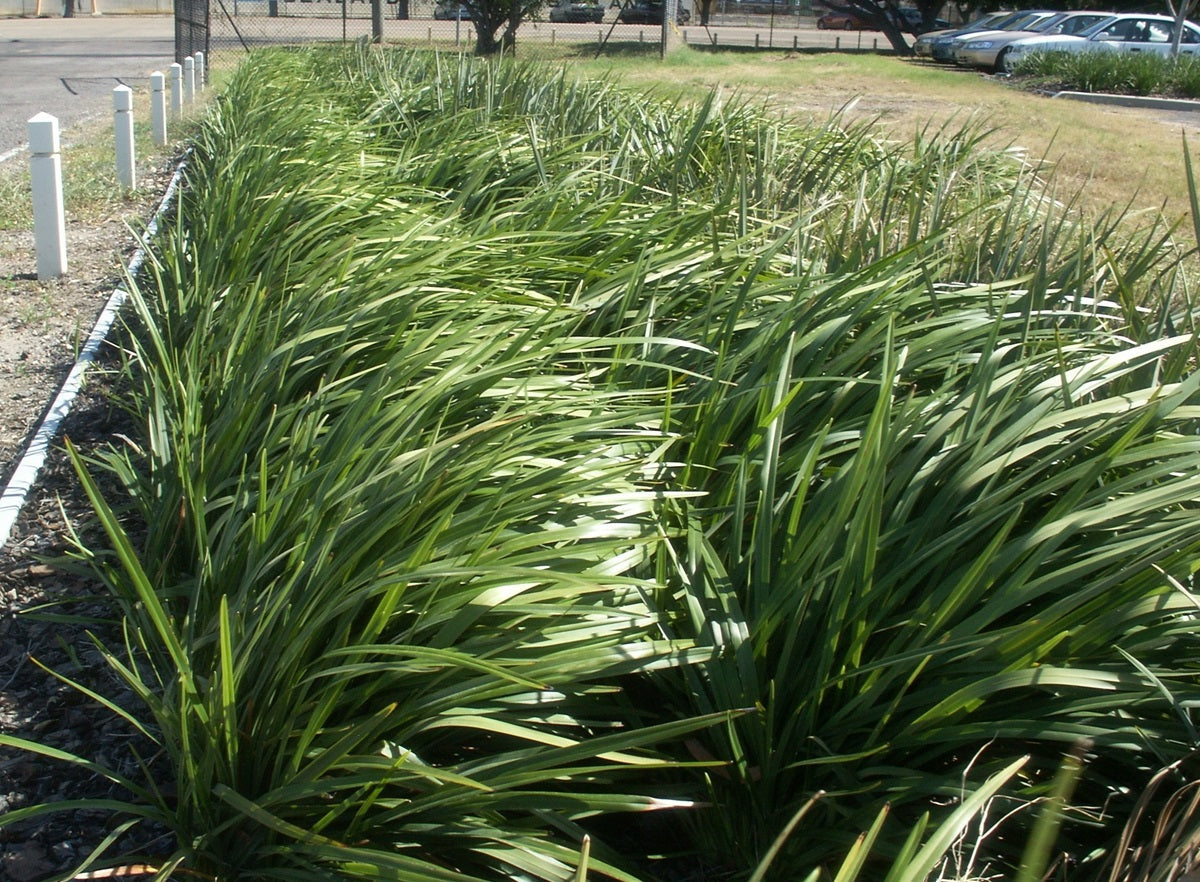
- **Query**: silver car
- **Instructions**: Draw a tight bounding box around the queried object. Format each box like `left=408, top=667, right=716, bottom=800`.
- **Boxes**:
left=954, top=11, right=1112, bottom=72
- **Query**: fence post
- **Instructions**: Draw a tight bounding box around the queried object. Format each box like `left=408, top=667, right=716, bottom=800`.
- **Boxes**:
left=28, top=113, right=67, bottom=280
left=170, top=62, right=183, bottom=117
left=194, top=51, right=205, bottom=92
left=184, top=56, right=195, bottom=104
left=151, top=71, right=168, bottom=146
left=113, top=85, right=135, bottom=190
left=371, top=0, right=383, bottom=42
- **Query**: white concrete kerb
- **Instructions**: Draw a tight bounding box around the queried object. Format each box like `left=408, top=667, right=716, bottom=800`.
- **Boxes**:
left=0, top=154, right=190, bottom=551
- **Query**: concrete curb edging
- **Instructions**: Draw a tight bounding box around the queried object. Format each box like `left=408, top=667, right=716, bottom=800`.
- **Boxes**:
left=0, top=153, right=188, bottom=550
left=1051, top=90, right=1200, bottom=113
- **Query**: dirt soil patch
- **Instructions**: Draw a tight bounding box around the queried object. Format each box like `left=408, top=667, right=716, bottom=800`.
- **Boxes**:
left=0, top=159, right=177, bottom=880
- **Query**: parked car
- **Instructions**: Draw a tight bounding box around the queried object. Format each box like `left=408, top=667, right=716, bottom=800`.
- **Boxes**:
left=616, top=0, right=690, bottom=23
left=926, top=10, right=1057, bottom=61
left=433, top=0, right=471, bottom=18
left=549, top=0, right=605, bottom=21
left=912, top=11, right=1012, bottom=58
left=816, top=9, right=873, bottom=29
left=936, top=10, right=1061, bottom=62
left=954, top=10, right=1110, bottom=71
left=1004, top=12, right=1200, bottom=67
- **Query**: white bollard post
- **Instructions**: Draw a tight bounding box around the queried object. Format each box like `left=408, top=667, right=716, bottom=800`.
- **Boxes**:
left=150, top=71, right=167, bottom=146
left=28, top=113, right=67, bottom=280
left=170, top=62, right=183, bottom=117
left=113, top=85, right=135, bottom=190
left=194, top=51, right=205, bottom=92
left=183, top=56, right=195, bottom=105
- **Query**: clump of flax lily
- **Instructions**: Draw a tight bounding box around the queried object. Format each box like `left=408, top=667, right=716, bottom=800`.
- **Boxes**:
left=2, top=44, right=1197, bottom=882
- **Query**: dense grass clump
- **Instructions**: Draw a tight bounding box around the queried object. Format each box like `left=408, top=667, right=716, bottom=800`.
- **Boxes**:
left=4, top=45, right=1199, bottom=882
left=1013, top=48, right=1200, bottom=97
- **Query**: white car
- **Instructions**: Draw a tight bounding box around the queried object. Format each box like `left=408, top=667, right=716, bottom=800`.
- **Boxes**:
left=954, top=11, right=1111, bottom=72
left=1004, top=13, right=1200, bottom=69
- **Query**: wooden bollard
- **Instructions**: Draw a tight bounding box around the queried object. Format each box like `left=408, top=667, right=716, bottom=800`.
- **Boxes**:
left=183, top=56, right=195, bottom=104
left=170, top=62, right=183, bottom=117
left=113, top=85, right=135, bottom=190
left=151, top=71, right=167, bottom=146
left=28, top=113, right=67, bottom=280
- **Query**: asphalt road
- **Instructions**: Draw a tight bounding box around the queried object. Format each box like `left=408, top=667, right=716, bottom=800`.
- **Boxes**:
left=0, top=15, right=174, bottom=158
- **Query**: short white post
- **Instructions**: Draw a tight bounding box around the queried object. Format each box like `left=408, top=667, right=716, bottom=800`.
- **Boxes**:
left=28, top=113, right=67, bottom=280
left=113, top=85, right=135, bottom=190
left=194, top=51, right=205, bottom=92
left=150, top=71, right=167, bottom=146
left=170, top=62, right=183, bottom=117
left=183, top=56, right=195, bottom=105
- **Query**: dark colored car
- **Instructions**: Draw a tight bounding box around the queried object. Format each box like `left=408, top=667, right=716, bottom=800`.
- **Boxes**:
left=433, top=1, right=471, bottom=18
left=549, top=0, right=605, bottom=20
left=816, top=9, right=871, bottom=29
left=616, top=0, right=691, bottom=24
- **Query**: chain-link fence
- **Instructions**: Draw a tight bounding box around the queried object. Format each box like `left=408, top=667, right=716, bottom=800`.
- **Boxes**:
left=198, top=0, right=898, bottom=64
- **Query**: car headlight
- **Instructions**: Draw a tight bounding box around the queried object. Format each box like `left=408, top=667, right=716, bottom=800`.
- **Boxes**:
left=966, top=40, right=994, bottom=49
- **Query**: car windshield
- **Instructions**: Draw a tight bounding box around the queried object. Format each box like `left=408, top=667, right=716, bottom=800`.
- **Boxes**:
left=976, top=12, right=1009, bottom=27
left=1000, top=11, right=1052, bottom=30
left=1028, top=12, right=1069, bottom=32
left=985, top=11, right=1034, bottom=29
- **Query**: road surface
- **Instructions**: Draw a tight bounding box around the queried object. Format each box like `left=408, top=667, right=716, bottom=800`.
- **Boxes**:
left=0, top=15, right=174, bottom=157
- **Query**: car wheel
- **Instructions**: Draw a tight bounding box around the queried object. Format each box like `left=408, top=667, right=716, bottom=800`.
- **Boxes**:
left=816, top=18, right=826, bottom=28
left=843, top=19, right=852, bottom=29
left=995, top=47, right=1012, bottom=73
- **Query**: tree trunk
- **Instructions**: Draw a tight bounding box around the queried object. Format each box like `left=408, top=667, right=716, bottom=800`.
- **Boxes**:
left=1169, top=0, right=1196, bottom=57
left=473, top=19, right=502, bottom=54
